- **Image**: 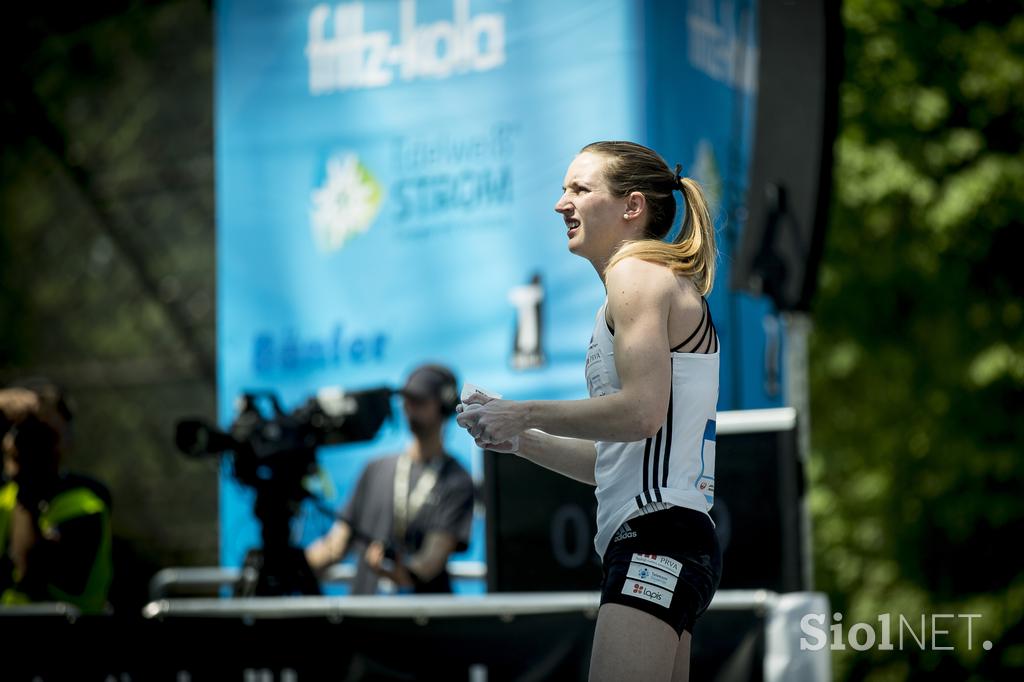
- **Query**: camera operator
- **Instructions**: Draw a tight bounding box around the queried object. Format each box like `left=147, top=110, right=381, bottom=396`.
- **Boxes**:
left=305, top=364, right=474, bottom=594
left=0, top=380, right=112, bottom=613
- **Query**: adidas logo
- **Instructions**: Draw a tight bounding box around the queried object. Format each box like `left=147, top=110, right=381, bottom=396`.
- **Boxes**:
left=613, top=522, right=638, bottom=542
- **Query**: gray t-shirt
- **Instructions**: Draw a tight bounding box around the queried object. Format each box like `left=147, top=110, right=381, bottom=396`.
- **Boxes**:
left=341, top=452, right=474, bottom=594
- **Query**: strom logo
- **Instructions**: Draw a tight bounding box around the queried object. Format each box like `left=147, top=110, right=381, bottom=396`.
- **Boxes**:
left=638, top=567, right=650, bottom=579
left=310, top=153, right=384, bottom=254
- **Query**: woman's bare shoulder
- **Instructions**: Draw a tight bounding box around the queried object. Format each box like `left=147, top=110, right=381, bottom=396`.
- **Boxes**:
left=605, top=256, right=676, bottom=292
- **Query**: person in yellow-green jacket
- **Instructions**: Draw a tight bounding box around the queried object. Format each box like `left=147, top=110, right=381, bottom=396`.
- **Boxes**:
left=0, top=381, right=112, bottom=614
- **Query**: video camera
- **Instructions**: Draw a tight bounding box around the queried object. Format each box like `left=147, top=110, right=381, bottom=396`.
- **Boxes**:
left=176, top=387, right=393, bottom=488
left=174, top=386, right=393, bottom=596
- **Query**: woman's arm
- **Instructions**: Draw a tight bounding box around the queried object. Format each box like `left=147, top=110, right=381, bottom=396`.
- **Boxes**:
left=460, top=403, right=598, bottom=484
left=513, top=430, right=598, bottom=485
left=459, top=258, right=674, bottom=444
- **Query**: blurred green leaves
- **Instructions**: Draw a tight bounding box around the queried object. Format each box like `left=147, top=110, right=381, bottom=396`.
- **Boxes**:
left=0, top=0, right=220, bottom=607
left=810, top=1, right=1024, bottom=680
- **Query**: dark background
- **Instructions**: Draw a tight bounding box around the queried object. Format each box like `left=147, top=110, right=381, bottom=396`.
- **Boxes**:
left=1, top=0, right=219, bottom=610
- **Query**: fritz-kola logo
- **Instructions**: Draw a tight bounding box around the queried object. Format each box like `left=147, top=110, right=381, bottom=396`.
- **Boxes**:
left=310, top=153, right=383, bottom=253
left=306, top=0, right=506, bottom=93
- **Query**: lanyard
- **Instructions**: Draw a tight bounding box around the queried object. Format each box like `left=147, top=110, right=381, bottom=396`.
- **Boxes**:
left=393, top=452, right=443, bottom=541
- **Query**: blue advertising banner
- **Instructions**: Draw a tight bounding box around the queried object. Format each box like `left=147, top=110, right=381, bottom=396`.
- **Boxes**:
left=215, top=0, right=772, bottom=587
left=643, top=0, right=774, bottom=407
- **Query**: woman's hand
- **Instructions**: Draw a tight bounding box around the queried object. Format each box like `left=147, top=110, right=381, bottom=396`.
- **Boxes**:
left=455, top=393, right=526, bottom=452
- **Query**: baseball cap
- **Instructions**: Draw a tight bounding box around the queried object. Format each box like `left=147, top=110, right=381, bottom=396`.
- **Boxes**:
left=399, top=364, right=458, bottom=406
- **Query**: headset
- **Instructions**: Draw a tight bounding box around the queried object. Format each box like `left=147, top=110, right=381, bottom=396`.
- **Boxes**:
left=405, top=364, right=460, bottom=418
left=430, top=365, right=460, bottom=418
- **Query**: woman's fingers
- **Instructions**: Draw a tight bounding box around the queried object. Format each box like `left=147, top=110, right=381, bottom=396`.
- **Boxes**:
left=463, top=392, right=494, bottom=407
left=474, top=437, right=517, bottom=453
left=456, top=409, right=478, bottom=429
left=458, top=410, right=484, bottom=439
left=457, top=404, right=487, bottom=437
left=458, top=402, right=512, bottom=444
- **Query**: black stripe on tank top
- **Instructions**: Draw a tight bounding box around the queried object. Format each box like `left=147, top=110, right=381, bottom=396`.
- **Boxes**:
left=670, top=299, right=707, bottom=353
left=651, top=425, right=664, bottom=503
left=662, top=380, right=674, bottom=487
left=693, top=312, right=712, bottom=353
left=706, top=302, right=720, bottom=353
left=702, top=315, right=716, bottom=353
left=641, top=436, right=653, bottom=505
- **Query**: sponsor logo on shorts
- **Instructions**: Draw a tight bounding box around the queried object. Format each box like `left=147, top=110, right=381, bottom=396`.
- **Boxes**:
left=627, top=562, right=678, bottom=591
left=621, top=579, right=672, bottom=609
left=613, top=522, right=637, bottom=542
left=632, top=553, right=683, bottom=577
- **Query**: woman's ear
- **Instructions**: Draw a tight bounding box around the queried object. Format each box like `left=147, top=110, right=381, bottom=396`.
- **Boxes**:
left=623, top=191, right=647, bottom=221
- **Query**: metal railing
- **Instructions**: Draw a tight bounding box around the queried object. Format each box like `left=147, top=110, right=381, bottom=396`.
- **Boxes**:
left=148, top=560, right=488, bottom=601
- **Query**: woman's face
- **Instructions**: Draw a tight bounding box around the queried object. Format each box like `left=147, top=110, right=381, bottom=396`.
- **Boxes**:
left=554, top=152, right=629, bottom=262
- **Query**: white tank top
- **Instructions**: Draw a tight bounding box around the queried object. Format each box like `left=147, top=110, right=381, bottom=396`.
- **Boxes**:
left=586, top=299, right=719, bottom=557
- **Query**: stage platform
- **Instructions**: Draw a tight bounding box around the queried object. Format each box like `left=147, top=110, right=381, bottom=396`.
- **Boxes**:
left=0, top=589, right=829, bottom=681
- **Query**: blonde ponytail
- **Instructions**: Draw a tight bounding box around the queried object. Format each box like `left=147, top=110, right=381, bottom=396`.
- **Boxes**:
left=606, top=175, right=718, bottom=295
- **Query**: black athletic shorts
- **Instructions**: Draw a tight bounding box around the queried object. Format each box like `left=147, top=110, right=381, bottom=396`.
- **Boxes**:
left=599, top=505, right=722, bottom=636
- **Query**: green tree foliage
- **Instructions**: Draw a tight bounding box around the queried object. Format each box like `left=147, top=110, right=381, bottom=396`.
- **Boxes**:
left=1, top=0, right=220, bottom=608
left=810, top=1, right=1024, bottom=679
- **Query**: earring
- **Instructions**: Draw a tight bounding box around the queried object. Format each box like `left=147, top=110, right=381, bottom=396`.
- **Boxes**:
left=623, top=213, right=630, bottom=220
